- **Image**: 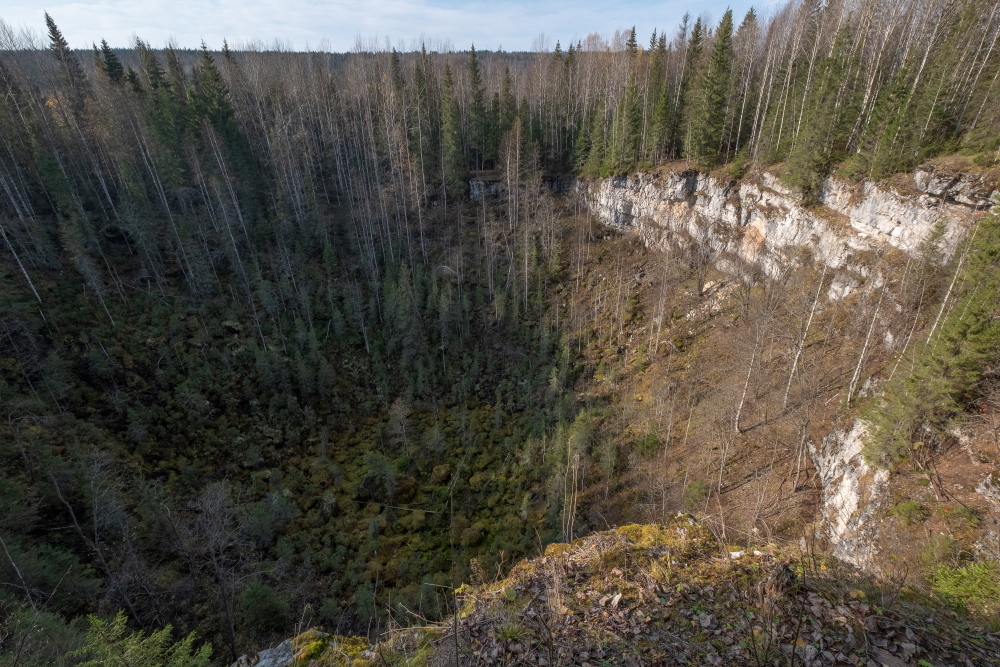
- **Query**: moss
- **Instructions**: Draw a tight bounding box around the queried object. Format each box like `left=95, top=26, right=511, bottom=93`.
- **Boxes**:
left=544, top=542, right=573, bottom=557
left=890, top=500, right=930, bottom=525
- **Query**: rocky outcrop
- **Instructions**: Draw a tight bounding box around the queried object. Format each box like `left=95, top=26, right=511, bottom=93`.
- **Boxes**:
left=577, top=167, right=990, bottom=295
left=230, top=640, right=294, bottom=667
left=808, top=420, right=889, bottom=570
left=978, top=469, right=1000, bottom=502
left=913, top=164, right=999, bottom=209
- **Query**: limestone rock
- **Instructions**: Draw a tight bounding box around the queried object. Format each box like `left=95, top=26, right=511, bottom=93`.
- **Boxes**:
left=808, top=420, right=889, bottom=570
left=977, top=469, right=1000, bottom=502
left=229, top=640, right=294, bottom=667
left=577, top=168, right=981, bottom=299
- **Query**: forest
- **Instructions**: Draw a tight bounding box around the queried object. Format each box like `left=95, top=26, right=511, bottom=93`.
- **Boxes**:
left=0, top=0, right=999, bottom=663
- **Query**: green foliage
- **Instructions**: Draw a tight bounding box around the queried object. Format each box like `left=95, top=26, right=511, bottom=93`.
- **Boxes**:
left=441, top=64, right=465, bottom=193
left=637, top=426, right=660, bottom=455
left=241, top=583, right=290, bottom=634
left=930, top=562, right=1000, bottom=613
left=687, top=11, right=733, bottom=168
left=919, top=534, right=958, bottom=573
left=783, top=26, right=859, bottom=199
left=72, top=611, right=211, bottom=667
left=890, top=500, right=930, bottom=526
left=864, top=214, right=1000, bottom=466
left=683, top=480, right=709, bottom=511
left=0, top=607, right=84, bottom=667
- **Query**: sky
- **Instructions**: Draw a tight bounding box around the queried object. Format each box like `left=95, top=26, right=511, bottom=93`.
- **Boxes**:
left=1, top=0, right=769, bottom=53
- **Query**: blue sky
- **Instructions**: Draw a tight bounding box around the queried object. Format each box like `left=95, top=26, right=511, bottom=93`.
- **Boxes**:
left=2, top=0, right=768, bottom=52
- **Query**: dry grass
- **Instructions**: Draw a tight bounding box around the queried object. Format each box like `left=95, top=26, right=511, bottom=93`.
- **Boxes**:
left=354, top=518, right=1000, bottom=666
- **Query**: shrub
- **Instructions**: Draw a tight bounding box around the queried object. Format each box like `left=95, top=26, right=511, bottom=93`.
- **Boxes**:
left=683, top=480, right=709, bottom=512
left=72, top=610, right=211, bottom=667
left=637, top=426, right=660, bottom=455
left=241, top=582, right=290, bottom=634
left=890, top=500, right=929, bottom=525
left=930, top=562, right=1000, bottom=614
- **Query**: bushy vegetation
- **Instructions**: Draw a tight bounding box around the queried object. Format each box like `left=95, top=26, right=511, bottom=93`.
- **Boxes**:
left=864, top=214, right=1000, bottom=466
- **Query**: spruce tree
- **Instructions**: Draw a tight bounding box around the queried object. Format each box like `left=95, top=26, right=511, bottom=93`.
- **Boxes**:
left=45, top=13, right=88, bottom=113
left=688, top=10, right=734, bottom=168
left=100, top=40, right=124, bottom=83
left=626, top=27, right=638, bottom=55
left=468, top=45, right=486, bottom=170
left=668, top=16, right=703, bottom=158
left=93, top=44, right=106, bottom=78
left=647, top=32, right=668, bottom=162
left=440, top=63, right=465, bottom=192
left=784, top=26, right=857, bottom=199
left=582, top=101, right=606, bottom=177
left=500, top=67, right=517, bottom=139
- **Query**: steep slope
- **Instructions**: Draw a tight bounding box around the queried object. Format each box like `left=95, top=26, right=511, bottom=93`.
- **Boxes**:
left=569, top=158, right=1000, bottom=589
left=268, top=517, right=1000, bottom=667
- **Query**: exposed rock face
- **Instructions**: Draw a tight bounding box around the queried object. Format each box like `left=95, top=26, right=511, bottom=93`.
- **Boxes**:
left=576, top=168, right=987, bottom=294
left=808, top=420, right=889, bottom=570
left=913, top=165, right=999, bottom=209
left=229, top=640, right=294, bottom=667
left=978, top=469, right=1000, bottom=502
left=575, top=166, right=995, bottom=568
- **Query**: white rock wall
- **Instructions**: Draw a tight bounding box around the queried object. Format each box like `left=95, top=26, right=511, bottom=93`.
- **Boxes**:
left=808, top=420, right=889, bottom=570
left=577, top=168, right=986, bottom=292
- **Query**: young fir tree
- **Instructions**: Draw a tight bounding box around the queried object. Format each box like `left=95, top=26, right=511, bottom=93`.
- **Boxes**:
left=93, top=43, right=106, bottom=78
left=99, top=39, right=124, bottom=84
left=500, top=67, right=517, bottom=139
left=688, top=10, right=734, bottom=168
left=582, top=101, right=607, bottom=177
left=603, top=76, right=641, bottom=175
left=648, top=33, right=669, bottom=162
left=411, top=45, right=439, bottom=189
left=440, top=63, right=465, bottom=193
left=626, top=27, right=639, bottom=56
left=784, top=25, right=858, bottom=199
left=864, top=214, right=1000, bottom=466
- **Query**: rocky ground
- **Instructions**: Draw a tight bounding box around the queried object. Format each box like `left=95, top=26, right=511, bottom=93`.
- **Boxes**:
left=238, top=516, right=1000, bottom=667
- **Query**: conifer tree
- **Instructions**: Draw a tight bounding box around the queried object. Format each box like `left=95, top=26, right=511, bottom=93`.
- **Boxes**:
left=784, top=26, right=858, bottom=199
left=582, top=101, right=606, bottom=176
left=688, top=10, right=734, bottom=167
left=668, top=16, right=703, bottom=158
left=45, top=13, right=88, bottom=113
left=500, top=68, right=517, bottom=138
left=100, top=40, right=124, bottom=84
left=93, top=44, right=106, bottom=78
left=468, top=45, right=487, bottom=170
left=647, top=32, right=669, bottom=162
left=440, top=63, right=465, bottom=192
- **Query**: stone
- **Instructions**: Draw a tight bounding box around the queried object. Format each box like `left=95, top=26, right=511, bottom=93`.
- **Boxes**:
left=808, top=420, right=889, bottom=570
left=976, top=469, right=1000, bottom=502
left=577, top=167, right=980, bottom=301
left=228, top=640, right=295, bottom=667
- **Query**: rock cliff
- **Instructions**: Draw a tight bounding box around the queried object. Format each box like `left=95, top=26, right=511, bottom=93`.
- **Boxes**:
left=808, top=420, right=889, bottom=570
left=576, top=167, right=991, bottom=298
left=576, top=166, right=997, bottom=571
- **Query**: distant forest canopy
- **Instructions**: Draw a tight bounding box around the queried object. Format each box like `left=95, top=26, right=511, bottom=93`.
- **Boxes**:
left=0, top=0, right=998, bottom=664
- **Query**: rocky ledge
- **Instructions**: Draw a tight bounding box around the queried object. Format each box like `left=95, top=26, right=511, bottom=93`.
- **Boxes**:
left=576, top=166, right=994, bottom=296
